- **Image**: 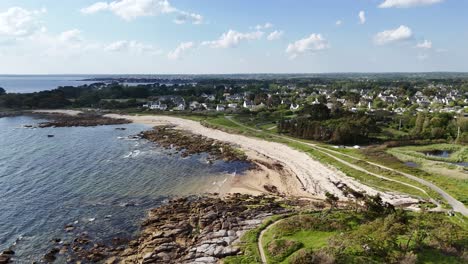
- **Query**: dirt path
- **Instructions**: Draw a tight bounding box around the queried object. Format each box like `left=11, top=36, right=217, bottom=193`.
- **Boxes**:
left=313, top=145, right=468, bottom=215
left=258, top=217, right=288, bottom=264
left=227, top=116, right=467, bottom=216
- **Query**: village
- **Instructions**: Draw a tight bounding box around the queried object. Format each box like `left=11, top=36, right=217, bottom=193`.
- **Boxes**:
left=141, top=82, right=468, bottom=115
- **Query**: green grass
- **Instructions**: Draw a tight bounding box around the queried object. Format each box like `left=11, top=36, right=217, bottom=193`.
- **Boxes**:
left=264, top=230, right=336, bottom=264
left=383, top=146, right=468, bottom=206
left=391, top=144, right=468, bottom=163
left=283, top=230, right=334, bottom=249
left=261, top=213, right=339, bottom=263
left=229, top=209, right=467, bottom=264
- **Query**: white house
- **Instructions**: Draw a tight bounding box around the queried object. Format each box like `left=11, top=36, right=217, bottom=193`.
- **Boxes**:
left=290, top=104, right=300, bottom=111
left=228, top=103, right=238, bottom=109
left=216, top=105, right=226, bottom=112
left=146, top=101, right=167, bottom=111
left=243, top=100, right=254, bottom=109
left=174, top=103, right=186, bottom=111
left=189, top=101, right=201, bottom=110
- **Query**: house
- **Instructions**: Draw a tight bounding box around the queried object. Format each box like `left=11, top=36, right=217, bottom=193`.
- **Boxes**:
left=174, top=103, right=186, bottom=111
left=145, top=101, right=167, bottom=111
left=228, top=103, right=238, bottom=109
left=216, top=105, right=226, bottom=112
left=201, top=93, right=216, bottom=101
left=243, top=100, right=254, bottom=109
left=290, top=104, right=300, bottom=111
left=225, top=93, right=243, bottom=102
left=312, top=98, right=321, bottom=105
left=201, top=103, right=210, bottom=110
left=189, top=101, right=201, bottom=110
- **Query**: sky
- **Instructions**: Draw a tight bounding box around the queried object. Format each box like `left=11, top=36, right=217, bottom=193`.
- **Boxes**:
left=0, top=0, right=467, bottom=74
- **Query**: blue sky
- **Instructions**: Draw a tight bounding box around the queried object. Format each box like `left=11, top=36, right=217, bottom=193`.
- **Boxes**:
left=0, top=0, right=466, bottom=74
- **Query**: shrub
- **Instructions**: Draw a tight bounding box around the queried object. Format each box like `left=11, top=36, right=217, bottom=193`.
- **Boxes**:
left=267, top=239, right=303, bottom=262
left=289, top=249, right=335, bottom=264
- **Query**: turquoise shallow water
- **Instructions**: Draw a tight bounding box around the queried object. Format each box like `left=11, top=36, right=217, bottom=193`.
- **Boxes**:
left=0, top=116, right=249, bottom=262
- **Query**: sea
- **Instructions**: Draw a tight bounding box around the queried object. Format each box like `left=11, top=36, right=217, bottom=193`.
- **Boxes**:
left=0, top=75, right=99, bottom=93
left=0, top=115, right=249, bottom=262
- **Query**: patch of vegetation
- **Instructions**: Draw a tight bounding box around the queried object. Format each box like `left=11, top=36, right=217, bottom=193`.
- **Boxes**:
left=352, top=145, right=468, bottom=206
left=254, top=207, right=467, bottom=264
left=266, top=239, right=303, bottom=262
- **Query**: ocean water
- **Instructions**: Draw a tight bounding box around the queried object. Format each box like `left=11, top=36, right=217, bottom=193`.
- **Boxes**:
left=0, top=75, right=98, bottom=93
left=0, top=116, right=249, bottom=262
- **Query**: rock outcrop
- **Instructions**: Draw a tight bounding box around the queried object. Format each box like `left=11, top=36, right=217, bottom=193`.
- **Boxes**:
left=140, top=126, right=248, bottom=162
left=109, top=194, right=288, bottom=264
left=36, top=113, right=131, bottom=128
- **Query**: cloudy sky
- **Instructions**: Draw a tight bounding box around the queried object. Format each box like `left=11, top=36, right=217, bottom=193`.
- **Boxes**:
left=0, top=0, right=466, bottom=74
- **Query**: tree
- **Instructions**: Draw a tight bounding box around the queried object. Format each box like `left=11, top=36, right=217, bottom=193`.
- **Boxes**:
left=300, top=103, right=330, bottom=120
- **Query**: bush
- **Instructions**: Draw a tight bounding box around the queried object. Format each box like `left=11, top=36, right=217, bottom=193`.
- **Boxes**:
left=267, top=239, right=303, bottom=262
left=289, top=249, right=335, bottom=264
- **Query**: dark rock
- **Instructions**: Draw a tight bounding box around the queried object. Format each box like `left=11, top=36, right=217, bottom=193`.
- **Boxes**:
left=43, top=248, right=59, bottom=262
left=0, top=255, right=10, bottom=264
left=38, top=113, right=131, bottom=128
left=1, top=249, right=14, bottom=256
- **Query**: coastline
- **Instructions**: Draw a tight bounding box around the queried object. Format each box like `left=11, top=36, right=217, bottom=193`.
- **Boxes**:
left=26, top=109, right=420, bottom=204
left=105, top=113, right=420, bottom=205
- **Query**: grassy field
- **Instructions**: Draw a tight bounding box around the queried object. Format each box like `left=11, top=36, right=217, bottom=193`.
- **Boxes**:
left=381, top=145, right=468, bottom=206
left=390, top=144, right=468, bottom=163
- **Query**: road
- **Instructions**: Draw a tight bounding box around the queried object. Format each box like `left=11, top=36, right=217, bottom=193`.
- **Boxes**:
left=225, top=116, right=468, bottom=216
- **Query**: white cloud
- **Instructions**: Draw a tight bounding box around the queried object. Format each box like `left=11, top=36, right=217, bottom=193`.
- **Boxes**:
left=24, top=28, right=99, bottom=58
left=335, top=20, right=342, bottom=26
left=202, top=30, right=263, bottom=48
left=58, top=29, right=83, bottom=43
left=0, top=7, right=46, bottom=37
left=167, top=41, right=194, bottom=60
left=81, top=0, right=203, bottom=24
left=286, top=33, right=329, bottom=59
left=267, top=30, right=284, bottom=41
left=358, top=11, right=366, bottom=24
left=80, top=2, right=109, bottom=14
left=104, top=40, right=161, bottom=54
left=174, top=12, right=203, bottom=24
left=415, top=40, right=432, bottom=49
left=255, top=22, right=273, bottom=30
left=379, top=0, right=444, bottom=8
left=374, top=25, right=413, bottom=45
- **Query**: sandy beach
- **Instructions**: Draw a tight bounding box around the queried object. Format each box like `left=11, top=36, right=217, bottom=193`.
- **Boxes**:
left=106, top=114, right=419, bottom=205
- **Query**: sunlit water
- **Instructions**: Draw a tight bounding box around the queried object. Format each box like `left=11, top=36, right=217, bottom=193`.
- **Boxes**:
left=0, top=116, right=249, bottom=262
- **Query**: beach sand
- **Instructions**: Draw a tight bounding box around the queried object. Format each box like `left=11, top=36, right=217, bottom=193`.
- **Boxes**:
left=106, top=114, right=420, bottom=205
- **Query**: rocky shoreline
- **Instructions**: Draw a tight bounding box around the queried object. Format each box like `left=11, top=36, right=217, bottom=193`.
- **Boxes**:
left=140, top=126, right=248, bottom=162
left=28, top=194, right=298, bottom=264
left=34, top=113, right=131, bottom=128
